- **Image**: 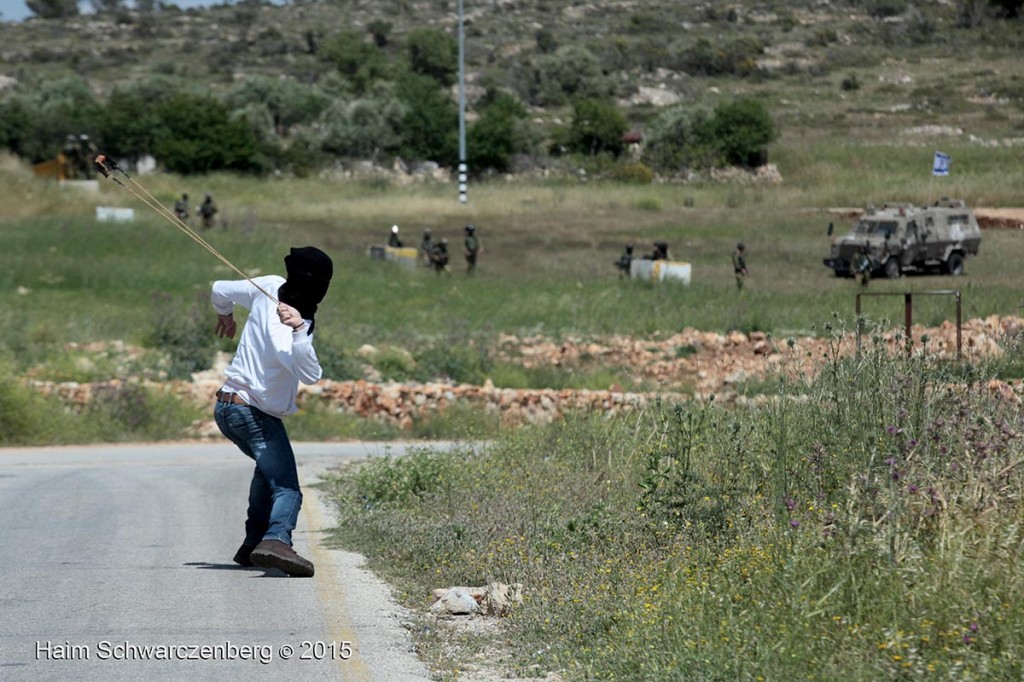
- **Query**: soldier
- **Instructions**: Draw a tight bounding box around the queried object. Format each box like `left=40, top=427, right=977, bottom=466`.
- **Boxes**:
left=431, top=238, right=450, bottom=274
left=463, top=224, right=480, bottom=274
left=614, top=243, right=634, bottom=278
left=62, top=134, right=81, bottom=180
left=388, top=225, right=403, bottom=248
left=198, top=194, right=218, bottom=229
left=174, top=193, right=190, bottom=223
left=647, top=241, right=670, bottom=261
left=419, top=228, right=434, bottom=267
left=78, top=134, right=98, bottom=179
left=853, top=243, right=872, bottom=288
left=732, top=242, right=748, bottom=290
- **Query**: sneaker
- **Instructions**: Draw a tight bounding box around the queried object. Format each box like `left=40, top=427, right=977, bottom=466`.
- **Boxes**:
left=249, top=539, right=315, bottom=578
left=233, top=544, right=256, bottom=567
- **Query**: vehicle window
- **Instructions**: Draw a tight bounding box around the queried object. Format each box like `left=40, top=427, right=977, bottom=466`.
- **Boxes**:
left=854, top=220, right=897, bottom=237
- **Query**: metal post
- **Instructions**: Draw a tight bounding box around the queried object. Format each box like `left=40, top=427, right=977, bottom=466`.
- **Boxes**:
left=855, top=293, right=862, bottom=358
left=457, top=0, right=467, bottom=205
left=955, top=291, right=962, bottom=360
left=905, top=293, right=913, bottom=357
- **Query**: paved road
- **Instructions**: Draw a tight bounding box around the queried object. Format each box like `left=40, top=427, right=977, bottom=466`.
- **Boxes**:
left=0, top=442, right=437, bottom=681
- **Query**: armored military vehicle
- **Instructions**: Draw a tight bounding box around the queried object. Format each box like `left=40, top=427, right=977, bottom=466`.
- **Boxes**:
left=824, top=198, right=981, bottom=278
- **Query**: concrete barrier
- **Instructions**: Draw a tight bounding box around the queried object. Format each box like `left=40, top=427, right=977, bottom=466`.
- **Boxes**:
left=96, top=207, right=135, bottom=222
left=368, top=244, right=419, bottom=269
left=630, top=259, right=691, bottom=285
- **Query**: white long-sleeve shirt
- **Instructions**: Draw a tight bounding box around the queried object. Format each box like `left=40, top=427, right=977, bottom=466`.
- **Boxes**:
left=211, top=275, right=322, bottom=417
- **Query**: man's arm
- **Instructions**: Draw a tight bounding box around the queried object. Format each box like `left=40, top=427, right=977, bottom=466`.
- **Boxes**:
left=272, top=303, right=323, bottom=385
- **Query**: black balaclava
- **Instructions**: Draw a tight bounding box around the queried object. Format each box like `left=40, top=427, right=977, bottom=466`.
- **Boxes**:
left=278, top=246, right=333, bottom=334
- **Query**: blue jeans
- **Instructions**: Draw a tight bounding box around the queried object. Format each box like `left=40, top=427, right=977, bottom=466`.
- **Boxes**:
left=214, top=401, right=302, bottom=547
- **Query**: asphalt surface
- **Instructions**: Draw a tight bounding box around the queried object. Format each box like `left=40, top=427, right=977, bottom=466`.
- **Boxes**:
left=0, top=442, right=437, bottom=681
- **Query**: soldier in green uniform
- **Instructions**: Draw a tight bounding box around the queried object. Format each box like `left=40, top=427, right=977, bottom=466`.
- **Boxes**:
left=732, top=242, right=748, bottom=290
left=174, top=193, right=190, bottom=223
left=419, top=228, right=434, bottom=267
left=853, top=243, right=872, bottom=288
left=614, top=242, right=634, bottom=278
left=432, top=238, right=450, bottom=274
left=463, top=224, right=480, bottom=274
left=198, top=194, right=219, bottom=229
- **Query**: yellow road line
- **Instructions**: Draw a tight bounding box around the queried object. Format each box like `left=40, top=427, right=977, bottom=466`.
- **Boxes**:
left=301, top=485, right=372, bottom=682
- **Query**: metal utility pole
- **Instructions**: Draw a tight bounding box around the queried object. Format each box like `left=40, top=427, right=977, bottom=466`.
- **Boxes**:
left=457, top=0, right=468, bottom=204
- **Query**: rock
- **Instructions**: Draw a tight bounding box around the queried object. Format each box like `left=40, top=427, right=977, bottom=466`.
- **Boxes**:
left=430, top=587, right=480, bottom=616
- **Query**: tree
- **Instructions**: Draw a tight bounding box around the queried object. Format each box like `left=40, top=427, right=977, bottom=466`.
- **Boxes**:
left=97, top=77, right=183, bottom=161
left=405, top=28, right=458, bottom=87
left=642, top=104, right=717, bottom=172
left=0, top=76, right=102, bottom=162
left=151, top=94, right=263, bottom=174
left=467, top=92, right=530, bottom=172
left=567, top=99, right=627, bottom=157
left=26, top=0, right=79, bottom=19
left=531, top=46, right=612, bottom=106
left=319, top=30, right=390, bottom=94
left=224, top=76, right=329, bottom=136
left=989, top=0, right=1023, bottom=17
left=701, top=98, right=777, bottom=167
left=395, top=72, right=457, bottom=163
left=90, top=0, right=125, bottom=14
left=318, top=89, right=406, bottom=160
left=368, top=20, right=392, bottom=47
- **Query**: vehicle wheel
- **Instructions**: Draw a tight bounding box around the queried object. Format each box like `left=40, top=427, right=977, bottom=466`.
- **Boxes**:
left=884, top=258, right=901, bottom=279
left=946, top=253, right=964, bottom=276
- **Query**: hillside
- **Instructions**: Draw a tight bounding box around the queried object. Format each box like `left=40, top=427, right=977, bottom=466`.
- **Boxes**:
left=1, top=0, right=1023, bottom=161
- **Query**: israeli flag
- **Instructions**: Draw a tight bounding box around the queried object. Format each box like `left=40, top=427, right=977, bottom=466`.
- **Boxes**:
left=932, top=151, right=951, bottom=176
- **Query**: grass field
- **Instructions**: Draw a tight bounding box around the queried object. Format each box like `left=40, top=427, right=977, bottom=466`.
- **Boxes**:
left=2, top=139, right=1023, bottom=368
left=324, top=342, right=1024, bottom=680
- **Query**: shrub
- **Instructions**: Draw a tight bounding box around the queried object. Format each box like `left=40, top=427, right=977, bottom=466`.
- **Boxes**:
left=841, top=74, right=862, bottom=91
left=98, top=77, right=184, bottom=162
left=0, top=363, right=59, bottom=445
left=395, top=72, right=458, bottom=164
left=990, top=0, right=1024, bottom=18
left=151, top=94, right=264, bottom=174
left=414, top=342, right=492, bottom=385
left=320, top=30, right=390, bottom=94
left=610, top=161, right=654, bottom=184
left=530, top=46, right=612, bottom=106
left=318, top=90, right=406, bottom=160
left=467, top=92, right=531, bottom=172
left=146, top=291, right=217, bottom=381
left=677, top=37, right=764, bottom=77
left=86, top=383, right=197, bottom=441
left=26, top=0, right=79, bottom=19
left=867, top=0, right=907, bottom=18
left=700, top=98, right=777, bottom=167
left=224, top=76, right=329, bottom=136
left=535, top=28, right=558, bottom=54
left=641, top=104, right=717, bottom=172
left=405, top=28, right=458, bottom=87
left=566, top=99, right=627, bottom=157
left=367, top=20, right=392, bottom=47
left=0, top=76, right=103, bottom=162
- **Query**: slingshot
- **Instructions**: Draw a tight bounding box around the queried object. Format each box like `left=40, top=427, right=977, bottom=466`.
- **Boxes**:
left=93, top=154, right=279, bottom=304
